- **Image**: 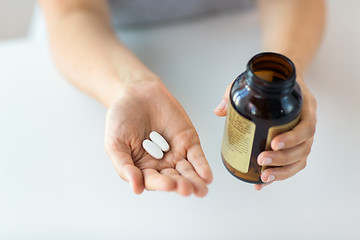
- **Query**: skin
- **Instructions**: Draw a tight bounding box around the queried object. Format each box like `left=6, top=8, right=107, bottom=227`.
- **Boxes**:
left=38, top=0, right=326, bottom=195
left=105, top=80, right=212, bottom=196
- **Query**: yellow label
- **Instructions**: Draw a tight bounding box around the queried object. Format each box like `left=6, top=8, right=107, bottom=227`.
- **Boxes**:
left=265, top=114, right=301, bottom=151
left=221, top=102, right=256, bottom=173
left=261, top=114, right=301, bottom=173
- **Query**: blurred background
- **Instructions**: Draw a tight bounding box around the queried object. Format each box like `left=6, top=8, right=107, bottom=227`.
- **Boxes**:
left=0, top=0, right=34, bottom=40
left=0, top=0, right=359, bottom=239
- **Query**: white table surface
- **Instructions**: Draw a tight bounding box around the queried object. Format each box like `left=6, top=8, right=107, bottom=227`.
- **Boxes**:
left=1, top=1, right=359, bottom=239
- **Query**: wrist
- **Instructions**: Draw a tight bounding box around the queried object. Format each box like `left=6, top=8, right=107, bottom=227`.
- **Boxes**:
left=101, top=70, right=162, bottom=108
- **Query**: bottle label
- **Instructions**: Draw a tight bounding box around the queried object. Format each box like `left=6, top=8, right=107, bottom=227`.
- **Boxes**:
left=221, top=102, right=256, bottom=173
left=265, top=114, right=301, bottom=151
left=261, top=114, right=301, bottom=173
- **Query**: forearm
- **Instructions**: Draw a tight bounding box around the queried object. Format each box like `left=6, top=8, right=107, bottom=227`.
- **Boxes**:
left=38, top=0, right=158, bottom=107
left=257, top=0, right=326, bottom=74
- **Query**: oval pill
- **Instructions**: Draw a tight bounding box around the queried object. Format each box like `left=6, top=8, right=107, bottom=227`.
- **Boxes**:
left=149, top=131, right=170, bottom=152
left=142, top=139, right=164, bottom=159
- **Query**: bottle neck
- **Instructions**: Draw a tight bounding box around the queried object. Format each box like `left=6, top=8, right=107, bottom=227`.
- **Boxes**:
left=244, top=52, right=296, bottom=96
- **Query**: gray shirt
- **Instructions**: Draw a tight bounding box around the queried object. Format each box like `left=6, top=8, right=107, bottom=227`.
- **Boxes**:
left=108, top=0, right=254, bottom=27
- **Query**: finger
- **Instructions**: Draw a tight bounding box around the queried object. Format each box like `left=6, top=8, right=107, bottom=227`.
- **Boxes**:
left=271, top=98, right=317, bottom=151
left=106, top=146, right=144, bottom=194
left=160, top=168, right=194, bottom=196
left=142, top=169, right=176, bottom=192
left=258, top=139, right=313, bottom=167
left=176, top=159, right=208, bottom=197
left=271, top=117, right=316, bottom=151
left=260, top=158, right=307, bottom=182
left=214, top=83, right=232, bottom=117
left=187, top=144, right=213, bottom=184
left=254, top=182, right=273, bottom=191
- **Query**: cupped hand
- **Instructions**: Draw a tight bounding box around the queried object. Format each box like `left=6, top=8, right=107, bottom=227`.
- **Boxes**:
left=214, top=75, right=317, bottom=190
left=105, top=80, right=213, bottom=197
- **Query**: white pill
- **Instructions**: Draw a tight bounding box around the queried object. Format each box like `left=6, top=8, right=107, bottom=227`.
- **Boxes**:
left=149, top=131, right=170, bottom=152
left=142, top=139, right=164, bottom=159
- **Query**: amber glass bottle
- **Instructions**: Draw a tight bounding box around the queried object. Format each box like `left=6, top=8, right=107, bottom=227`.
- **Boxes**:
left=221, top=52, right=302, bottom=184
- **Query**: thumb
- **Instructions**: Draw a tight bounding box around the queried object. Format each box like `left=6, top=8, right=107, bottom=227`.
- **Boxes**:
left=106, top=144, right=144, bottom=194
left=214, top=83, right=231, bottom=117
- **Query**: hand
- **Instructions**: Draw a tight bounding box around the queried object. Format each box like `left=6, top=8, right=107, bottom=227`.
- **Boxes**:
left=105, top=80, right=213, bottom=197
left=214, top=75, right=317, bottom=190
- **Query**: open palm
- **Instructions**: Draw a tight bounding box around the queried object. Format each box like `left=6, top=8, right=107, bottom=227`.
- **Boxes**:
left=105, top=81, right=213, bottom=197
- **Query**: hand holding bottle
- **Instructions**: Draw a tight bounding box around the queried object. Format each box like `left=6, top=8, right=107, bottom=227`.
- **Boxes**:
left=214, top=62, right=317, bottom=190
left=255, top=75, right=317, bottom=190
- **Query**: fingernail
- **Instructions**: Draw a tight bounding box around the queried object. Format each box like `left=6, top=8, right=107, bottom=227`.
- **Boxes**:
left=262, top=157, right=272, bottom=165
left=267, top=175, right=275, bottom=183
left=215, top=101, right=226, bottom=111
left=276, top=142, right=285, bottom=150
